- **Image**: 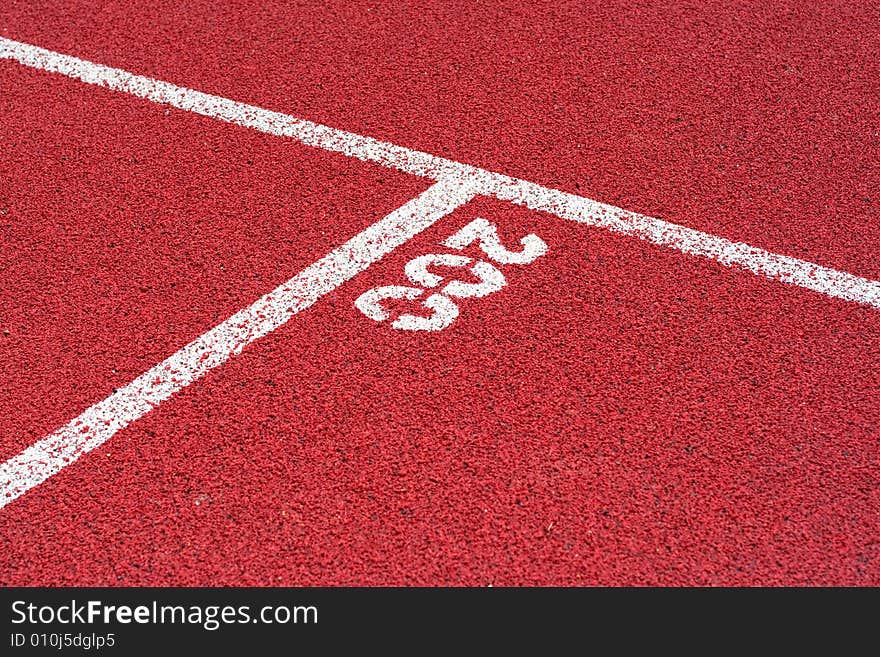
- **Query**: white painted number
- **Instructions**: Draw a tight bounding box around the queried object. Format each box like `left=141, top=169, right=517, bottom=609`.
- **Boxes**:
left=356, top=218, right=548, bottom=331
left=443, top=217, right=548, bottom=265
left=392, top=293, right=459, bottom=332
left=354, top=285, right=423, bottom=321
left=404, top=253, right=506, bottom=298
left=354, top=286, right=460, bottom=332
left=441, top=260, right=505, bottom=299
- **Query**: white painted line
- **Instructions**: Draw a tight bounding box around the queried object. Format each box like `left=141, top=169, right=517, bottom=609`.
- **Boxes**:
left=1, top=36, right=879, bottom=507
left=2, top=36, right=878, bottom=309
left=0, top=179, right=477, bottom=508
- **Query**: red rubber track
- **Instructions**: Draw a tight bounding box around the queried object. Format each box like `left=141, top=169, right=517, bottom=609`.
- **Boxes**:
left=1, top=1, right=878, bottom=585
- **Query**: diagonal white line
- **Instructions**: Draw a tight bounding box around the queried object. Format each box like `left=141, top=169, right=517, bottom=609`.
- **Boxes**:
left=2, top=36, right=878, bottom=309
left=1, top=36, right=879, bottom=508
left=0, top=179, right=478, bottom=508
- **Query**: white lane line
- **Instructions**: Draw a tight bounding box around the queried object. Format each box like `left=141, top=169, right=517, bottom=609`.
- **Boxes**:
left=0, top=179, right=478, bottom=508
left=1, top=36, right=879, bottom=508
left=2, top=36, right=879, bottom=309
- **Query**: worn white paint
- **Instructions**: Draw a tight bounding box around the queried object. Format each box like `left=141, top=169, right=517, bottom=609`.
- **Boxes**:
left=1, top=35, right=879, bottom=507
left=0, top=179, right=477, bottom=507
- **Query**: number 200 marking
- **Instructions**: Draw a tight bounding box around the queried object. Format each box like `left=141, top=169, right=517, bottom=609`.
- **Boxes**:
left=355, top=218, right=548, bottom=331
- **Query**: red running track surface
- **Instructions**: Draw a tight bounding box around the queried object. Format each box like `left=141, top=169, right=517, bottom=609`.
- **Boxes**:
left=1, top=1, right=878, bottom=585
